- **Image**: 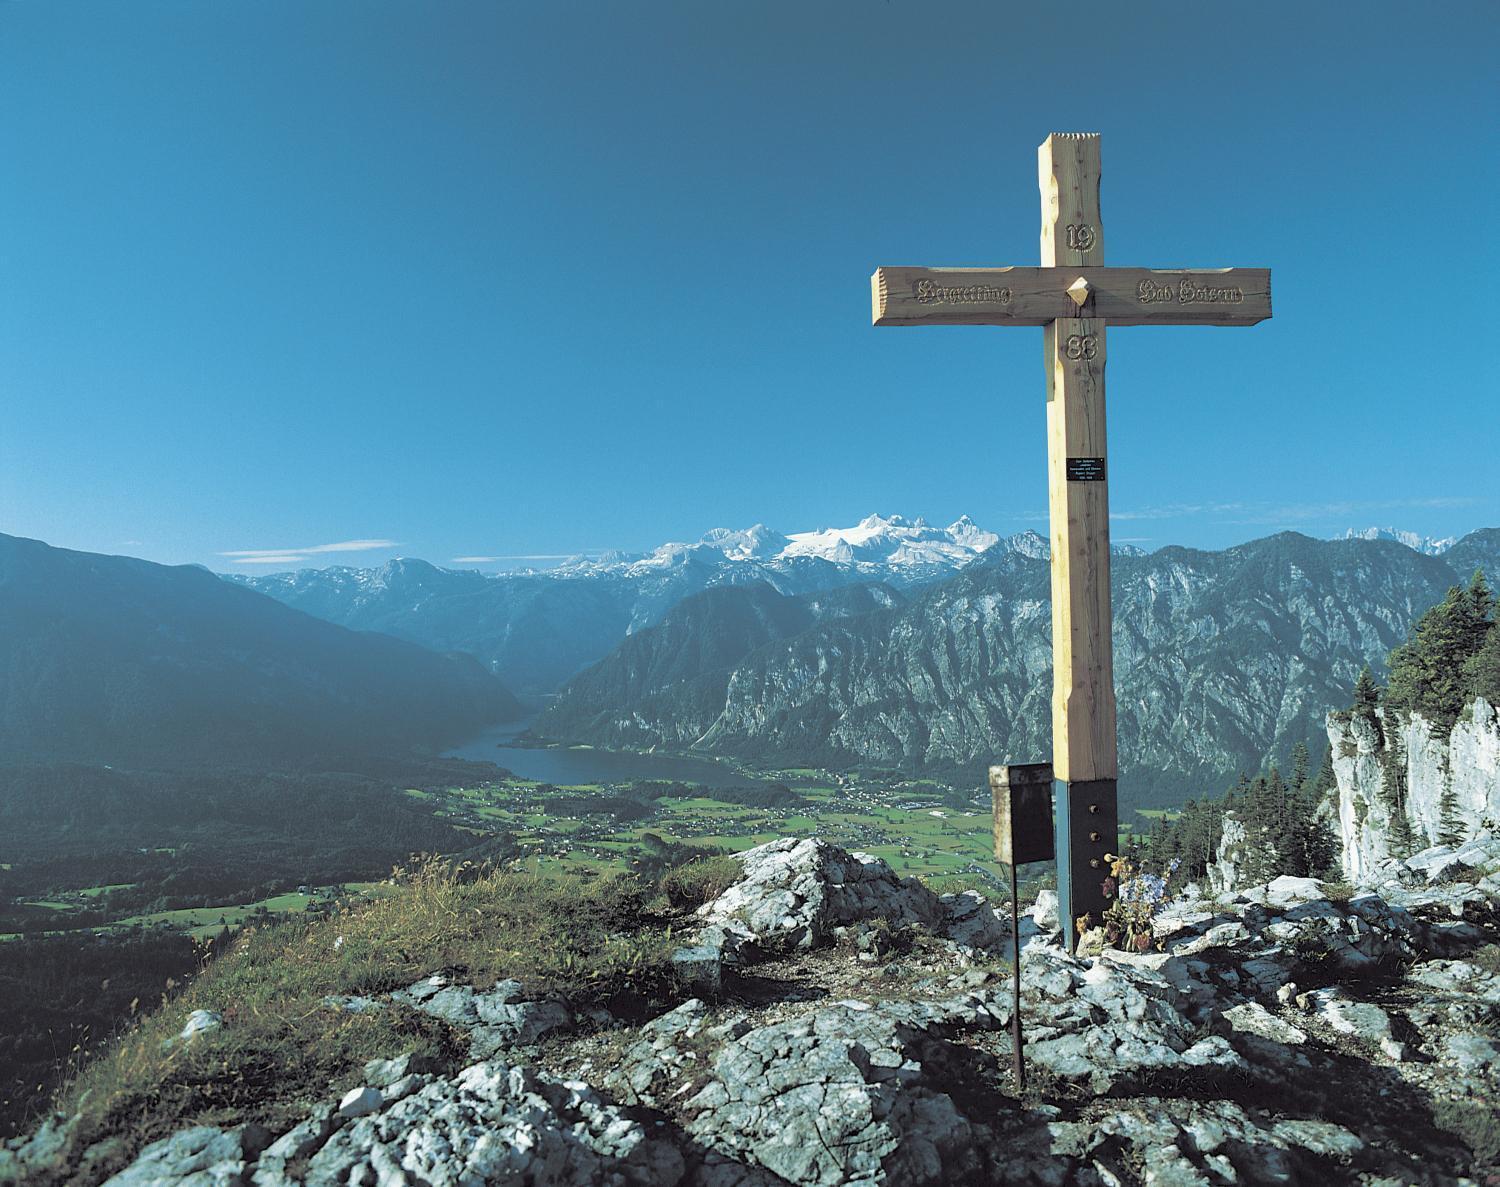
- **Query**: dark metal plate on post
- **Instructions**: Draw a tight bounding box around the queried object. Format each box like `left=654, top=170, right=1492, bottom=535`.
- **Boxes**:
left=1055, top=777, right=1119, bottom=952
left=989, top=764, right=1055, bottom=866
left=1065, top=456, right=1106, bottom=482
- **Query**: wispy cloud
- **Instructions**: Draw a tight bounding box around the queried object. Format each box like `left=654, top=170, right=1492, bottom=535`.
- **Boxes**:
left=218, top=538, right=400, bottom=566
left=1109, top=496, right=1480, bottom=525
left=1008, top=495, right=1481, bottom=531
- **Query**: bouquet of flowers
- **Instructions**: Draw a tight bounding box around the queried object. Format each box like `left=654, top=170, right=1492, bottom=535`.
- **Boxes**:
left=1097, top=855, right=1180, bottom=951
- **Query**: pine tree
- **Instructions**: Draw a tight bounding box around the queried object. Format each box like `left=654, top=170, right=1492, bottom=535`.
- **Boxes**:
left=1379, top=731, right=1416, bottom=857
left=1437, top=783, right=1466, bottom=848
left=1288, top=742, right=1310, bottom=800
left=1465, top=568, right=1495, bottom=632
left=1463, top=616, right=1500, bottom=705
left=1269, top=767, right=1297, bottom=871
left=1280, top=752, right=1339, bottom=878
left=1385, top=572, right=1494, bottom=734
left=1235, top=773, right=1274, bottom=884
left=1352, top=666, right=1381, bottom=715
left=1310, top=748, right=1336, bottom=799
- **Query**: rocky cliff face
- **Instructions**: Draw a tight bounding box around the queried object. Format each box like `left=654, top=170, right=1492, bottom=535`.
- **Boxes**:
left=551, top=533, right=1479, bottom=805
left=1207, top=811, right=1252, bottom=896
left=1329, top=698, right=1500, bottom=882
left=538, top=582, right=902, bottom=749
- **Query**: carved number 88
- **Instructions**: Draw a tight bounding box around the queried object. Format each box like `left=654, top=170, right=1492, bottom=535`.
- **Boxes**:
left=1064, top=334, right=1099, bottom=361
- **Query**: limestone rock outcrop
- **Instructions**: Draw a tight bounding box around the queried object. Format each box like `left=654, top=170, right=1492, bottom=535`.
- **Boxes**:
left=1330, top=698, right=1500, bottom=882
left=687, top=837, right=1007, bottom=968
left=9, top=836, right=1500, bottom=1187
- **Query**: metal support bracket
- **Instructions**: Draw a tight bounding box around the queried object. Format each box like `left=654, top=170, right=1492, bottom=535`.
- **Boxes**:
left=1054, top=778, right=1118, bottom=952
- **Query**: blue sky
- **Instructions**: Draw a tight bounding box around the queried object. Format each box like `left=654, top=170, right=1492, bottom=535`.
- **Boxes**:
left=2, top=1, right=1495, bottom=572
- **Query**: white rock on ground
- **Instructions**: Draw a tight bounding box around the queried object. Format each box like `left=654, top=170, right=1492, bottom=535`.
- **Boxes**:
left=178, top=1010, right=224, bottom=1041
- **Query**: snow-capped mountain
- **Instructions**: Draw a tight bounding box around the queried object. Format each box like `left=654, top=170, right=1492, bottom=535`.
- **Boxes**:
left=1340, top=527, right=1458, bottom=556
left=560, top=514, right=1013, bottom=581
left=781, top=514, right=999, bottom=568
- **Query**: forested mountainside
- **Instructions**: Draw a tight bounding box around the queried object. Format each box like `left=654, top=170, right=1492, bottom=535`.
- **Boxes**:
left=540, top=531, right=1499, bottom=806
left=538, top=582, right=902, bottom=748
left=0, top=534, right=522, bottom=768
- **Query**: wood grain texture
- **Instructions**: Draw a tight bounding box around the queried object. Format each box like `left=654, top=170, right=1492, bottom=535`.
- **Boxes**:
left=1040, top=133, right=1104, bottom=269
left=870, top=266, right=1270, bottom=327
left=1045, top=317, right=1117, bottom=783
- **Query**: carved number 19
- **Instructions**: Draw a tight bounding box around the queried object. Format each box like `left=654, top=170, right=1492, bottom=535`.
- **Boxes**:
left=1064, top=334, right=1099, bottom=361
left=1065, top=223, right=1096, bottom=251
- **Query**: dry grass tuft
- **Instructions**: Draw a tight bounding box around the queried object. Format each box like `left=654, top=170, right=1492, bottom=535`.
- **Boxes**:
left=658, top=855, right=744, bottom=910
left=44, top=858, right=681, bottom=1185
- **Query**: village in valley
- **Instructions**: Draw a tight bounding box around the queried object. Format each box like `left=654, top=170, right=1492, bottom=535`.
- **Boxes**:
left=407, top=768, right=1009, bottom=887
left=399, top=758, right=1146, bottom=894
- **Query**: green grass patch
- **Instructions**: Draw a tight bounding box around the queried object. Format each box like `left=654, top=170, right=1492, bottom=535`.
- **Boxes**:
left=49, top=859, right=680, bottom=1186
left=110, top=893, right=318, bottom=940
left=78, top=883, right=138, bottom=899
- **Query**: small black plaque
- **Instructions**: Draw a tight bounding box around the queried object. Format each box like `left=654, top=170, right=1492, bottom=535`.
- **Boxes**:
left=1066, top=456, right=1107, bottom=482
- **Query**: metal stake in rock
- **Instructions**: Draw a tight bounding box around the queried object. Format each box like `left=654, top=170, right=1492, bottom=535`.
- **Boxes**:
left=990, top=762, right=1055, bottom=1093
left=874, top=134, right=1271, bottom=951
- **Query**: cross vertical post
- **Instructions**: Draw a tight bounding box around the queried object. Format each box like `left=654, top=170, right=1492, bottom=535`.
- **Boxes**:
left=1040, top=134, right=1117, bottom=951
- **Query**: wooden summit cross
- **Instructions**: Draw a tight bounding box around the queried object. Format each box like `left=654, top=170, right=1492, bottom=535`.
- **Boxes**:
left=871, top=133, right=1270, bottom=951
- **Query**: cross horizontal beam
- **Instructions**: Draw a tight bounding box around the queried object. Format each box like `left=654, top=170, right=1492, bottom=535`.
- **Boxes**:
left=871, top=266, right=1270, bottom=327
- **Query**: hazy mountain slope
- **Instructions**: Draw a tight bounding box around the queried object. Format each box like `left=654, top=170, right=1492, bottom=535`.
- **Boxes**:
left=537, top=582, right=902, bottom=748
left=544, top=533, right=1486, bottom=805
left=1443, top=527, right=1500, bottom=581
left=0, top=534, right=522, bottom=767
left=239, top=558, right=640, bottom=699
left=239, top=548, right=924, bottom=700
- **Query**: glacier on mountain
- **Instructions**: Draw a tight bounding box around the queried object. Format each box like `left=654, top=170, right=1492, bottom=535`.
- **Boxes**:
left=559, top=513, right=1014, bottom=580
left=1341, top=526, right=1458, bottom=556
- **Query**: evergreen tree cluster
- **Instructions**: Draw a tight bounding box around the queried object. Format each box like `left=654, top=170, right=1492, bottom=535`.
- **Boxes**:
left=1384, top=570, right=1498, bottom=734
left=1341, top=570, right=1495, bottom=856
left=1138, top=742, right=1339, bottom=884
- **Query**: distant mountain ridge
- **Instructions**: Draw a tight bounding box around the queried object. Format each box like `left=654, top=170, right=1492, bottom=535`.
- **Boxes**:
left=232, top=516, right=1124, bottom=698
left=234, top=516, right=1496, bottom=710
left=536, top=529, right=1500, bottom=806
left=0, top=534, right=522, bottom=768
